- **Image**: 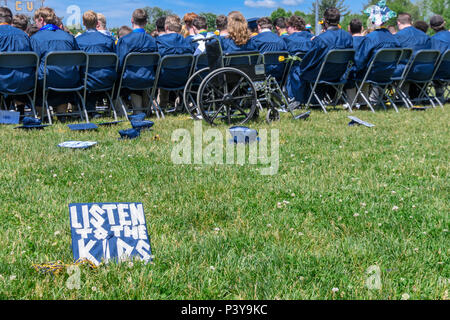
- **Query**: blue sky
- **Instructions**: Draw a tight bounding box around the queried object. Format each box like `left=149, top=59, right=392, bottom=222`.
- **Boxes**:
left=33, top=0, right=366, bottom=28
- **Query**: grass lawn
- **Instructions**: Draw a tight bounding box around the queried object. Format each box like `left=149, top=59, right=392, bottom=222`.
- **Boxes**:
left=0, top=106, right=448, bottom=300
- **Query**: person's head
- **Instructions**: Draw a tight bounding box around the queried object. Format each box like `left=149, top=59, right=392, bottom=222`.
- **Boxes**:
left=55, top=16, right=64, bottom=29
left=155, top=16, right=166, bottom=34
left=193, top=16, right=207, bottom=34
left=349, top=18, right=363, bottom=35
left=34, top=7, right=58, bottom=28
left=286, top=15, right=306, bottom=34
left=97, top=13, right=107, bottom=30
left=430, top=15, right=446, bottom=33
left=324, top=7, right=340, bottom=27
left=183, top=12, right=198, bottom=34
left=12, top=14, right=28, bottom=31
left=257, top=17, right=272, bottom=32
left=131, top=8, right=148, bottom=28
left=83, top=10, right=98, bottom=30
left=274, top=17, right=286, bottom=34
left=227, top=11, right=251, bottom=46
left=216, top=15, right=228, bottom=33
left=165, top=14, right=182, bottom=34
left=26, top=24, right=39, bottom=36
left=150, top=30, right=158, bottom=38
left=118, top=25, right=132, bottom=38
left=0, top=7, right=12, bottom=25
left=413, top=20, right=428, bottom=33
left=387, top=25, right=397, bottom=34
left=397, top=13, right=412, bottom=30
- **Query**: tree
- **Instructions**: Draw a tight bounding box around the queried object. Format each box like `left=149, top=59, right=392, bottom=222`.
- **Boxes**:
left=143, top=6, right=174, bottom=32
left=199, top=12, right=217, bottom=31
left=270, top=7, right=293, bottom=21
left=310, top=0, right=350, bottom=19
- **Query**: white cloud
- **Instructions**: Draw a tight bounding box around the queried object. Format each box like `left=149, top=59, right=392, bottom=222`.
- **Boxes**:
left=244, top=0, right=278, bottom=8
left=281, top=0, right=304, bottom=5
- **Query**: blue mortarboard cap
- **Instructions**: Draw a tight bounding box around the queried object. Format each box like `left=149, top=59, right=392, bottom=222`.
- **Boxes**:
left=248, top=18, right=259, bottom=30
left=67, top=123, right=99, bottom=131
left=14, top=116, right=49, bottom=130
left=119, top=128, right=141, bottom=140
left=348, top=116, right=375, bottom=127
left=98, top=121, right=124, bottom=126
left=58, top=141, right=98, bottom=149
left=129, top=113, right=146, bottom=121
left=131, top=120, right=154, bottom=131
left=229, top=126, right=259, bottom=144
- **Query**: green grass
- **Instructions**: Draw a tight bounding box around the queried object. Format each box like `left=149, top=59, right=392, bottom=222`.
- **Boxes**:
left=0, top=107, right=448, bottom=300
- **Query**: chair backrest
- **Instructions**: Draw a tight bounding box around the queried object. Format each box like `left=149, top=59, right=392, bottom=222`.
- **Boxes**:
left=194, top=53, right=208, bottom=71
left=0, top=52, right=39, bottom=94
left=117, top=52, right=160, bottom=91
left=363, top=48, right=403, bottom=83
left=433, top=49, right=450, bottom=81
left=155, top=54, right=194, bottom=90
left=316, top=49, right=355, bottom=82
left=88, top=53, right=118, bottom=69
left=123, top=52, right=160, bottom=68
left=43, top=51, right=88, bottom=89
left=405, top=50, right=441, bottom=82
left=86, top=53, right=119, bottom=92
left=262, top=51, right=290, bottom=83
left=45, top=51, right=87, bottom=67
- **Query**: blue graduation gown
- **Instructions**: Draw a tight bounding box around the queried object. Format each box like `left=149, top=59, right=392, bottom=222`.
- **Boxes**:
left=354, top=28, right=401, bottom=83
left=156, top=33, right=194, bottom=88
left=250, top=31, right=287, bottom=82
left=116, top=29, right=158, bottom=89
left=0, top=25, right=35, bottom=94
left=31, top=28, right=81, bottom=89
left=76, top=30, right=117, bottom=91
left=393, top=26, right=431, bottom=78
left=291, top=28, right=353, bottom=103
left=284, top=31, right=313, bottom=99
left=431, top=31, right=450, bottom=79
left=220, top=37, right=256, bottom=54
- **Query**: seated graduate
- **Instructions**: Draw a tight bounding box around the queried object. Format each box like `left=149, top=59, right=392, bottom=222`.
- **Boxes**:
left=251, top=17, right=287, bottom=53
left=284, top=15, right=313, bottom=101
left=31, top=7, right=81, bottom=116
left=274, top=17, right=288, bottom=37
left=430, top=15, right=450, bottom=102
left=96, top=13, right=114, bottom=39
left=155, top=16, right=166, bottom=37
left=190, top=16, right=215, bottom=55
left=220, top=11, right=256, bottom=54
left=182, top=12, right=198, bottom=39
left=0, top=6, right=34, bottom=113
left=346, top=2, right=401, bottom=106
left=116, top=9, right=158, bottom=114
left=12, top=13, right=28, bottom=32
left=76, top=11, right=117, bottom=112
left=118, top=25, right=132, bottom=39
left=247, top=18, right=259, bottom=38
left=413, top=20, right=429, bottom=34
left=215, top=15, right=228, bottom=37
left=349, top=18, right=365, bottom=49
left=293, top=7, right=353, bottom=104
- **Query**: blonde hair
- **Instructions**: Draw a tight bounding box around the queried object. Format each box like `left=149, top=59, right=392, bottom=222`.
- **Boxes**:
left=165, top=14, right=182, bottom=33
left=34, top=7, right=58, bottom=25
left=97, top=13, right=107, bottom=28
left=227, top=11, right=251, bottom=46
left=83, top=10, right=98, bottom=29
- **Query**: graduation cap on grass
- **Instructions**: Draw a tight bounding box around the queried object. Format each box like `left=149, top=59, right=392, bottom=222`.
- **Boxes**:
left=97, top=120, right=124, bottom=126
left=14, top=117, right=50, bottom=130
left=58, top=141, right=98, bottom=149
left=131, top=120, right=154, bottom=131
left=67, top=123, right=99, bottom=131
left=119, top=128, right=141, bottom=140
left=348, top=116, right=375, bottom=128
left=129, top=113, right=146, bottom=122
left=229, top=126, right=259, bottom=144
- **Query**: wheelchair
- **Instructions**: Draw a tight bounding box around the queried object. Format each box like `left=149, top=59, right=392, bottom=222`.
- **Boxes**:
left=183, top=37, right=293, bottom=125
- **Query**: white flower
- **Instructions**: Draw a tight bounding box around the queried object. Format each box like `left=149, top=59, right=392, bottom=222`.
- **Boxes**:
left=54, top=231, right=60, bottom=236
left=392, top=206, right=399, bottom=211
left=53, top=174, right=57, bottom=178
left=332, top=287, right=339, bottom=293
left=210, top=266, right=216, bottom=271
left=214, top=227, right=220, bottom=232
left=9, top=275, right=16, bottom=281
left=92, top=286, right=97, bottom=291
left=353, top=213, right=360, bottom=217
left=401, top=293, right=410, bottom=300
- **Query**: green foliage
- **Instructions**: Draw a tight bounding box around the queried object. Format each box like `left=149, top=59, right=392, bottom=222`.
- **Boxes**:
left=143, top=6, right=174, bottom=32
left=311, top=0, right=350, bottom=18
left=199, top=12, right=218, bottom=32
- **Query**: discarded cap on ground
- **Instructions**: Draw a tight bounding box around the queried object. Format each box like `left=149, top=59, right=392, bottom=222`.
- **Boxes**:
left=131, top=120, right=154, bottom=130
left=348, top=116, right=375, bottom=127
left=119, top=128, right=141, bottom=140
left=67, top=123, right=99, bottom=131
left=229, top=126, right=259, bottom=144
left=129, top=113, right=146, bottom=122
left=58, top=141, right=98, bottom=149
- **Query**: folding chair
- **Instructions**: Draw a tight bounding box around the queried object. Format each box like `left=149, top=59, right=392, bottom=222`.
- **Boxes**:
left=305, top=49, right=355, bottom=113
left=350, top=48, right=403, bottom=113
left=150, top=54, right=195, bottom=115
left=390, top=48, right=413, bottom=108
left=430, top=49, right=449, bottom=108
left=395, top=50, right=441, bottom=108
left=42, top=51, right=89, bottom=124
left=0, top=52, right=39, bottom=118
left=115, top=52, right=160, bottom=118
left=86, top=53, right=120, bottom=119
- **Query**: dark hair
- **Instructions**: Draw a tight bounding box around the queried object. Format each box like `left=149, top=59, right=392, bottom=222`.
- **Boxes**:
left=413, top=20, right=429, bottom=33
left=287, top=15, right=306, bottom=31
left=324, top=7, right=340, bottom=26
left=216, top=15, right=227, bottom=31
left=397, top=13, right=412, bottom=25
left=193, top=16, right=207, bottom=30
left=349, top=18, right=362, bottom=34
left=132, top=8, right=148, bottom=27
left=430, top=15, right=445, bottom=32
left=155, top=16, right=166, bottom=32
left=26, top=24, right=39, bottom=37
left=257, top=17, right=272, bottom=30
left=12, top=14, right=28, bottom=31
left=274, top=17, right=286, bottom=29
left=118, top=25, right=132, bottom=38
left=0, top=6, right=13, bottom=24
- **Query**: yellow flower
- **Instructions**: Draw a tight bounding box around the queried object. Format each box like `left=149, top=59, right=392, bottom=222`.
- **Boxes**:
left=214, top=30, right=220, bottom=36
left=278, top=56, right=286, bottom=62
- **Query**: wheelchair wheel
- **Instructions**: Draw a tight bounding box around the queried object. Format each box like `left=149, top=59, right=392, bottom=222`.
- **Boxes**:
left=197, top=67, right=257, bottom=126
left=266, top=108, right=280, bottom=123
left=183, top=67, right=209, bottom=120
